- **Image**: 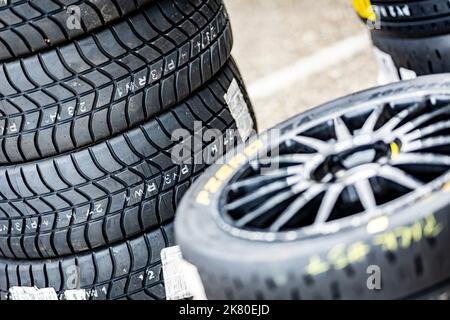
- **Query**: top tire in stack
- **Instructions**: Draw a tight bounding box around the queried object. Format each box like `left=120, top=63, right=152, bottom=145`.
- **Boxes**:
left=353, top=0, right=450, bottom=82
left=0, top=0, right=256, bottom=300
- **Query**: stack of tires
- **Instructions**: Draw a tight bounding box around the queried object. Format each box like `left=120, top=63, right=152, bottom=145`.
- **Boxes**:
left=0, top=0, right=256, bottom=300
left=353, top=0, right=450, bottom=82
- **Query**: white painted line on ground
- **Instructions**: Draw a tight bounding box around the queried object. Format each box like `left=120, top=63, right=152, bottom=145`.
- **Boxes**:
left=248, top=34, right=371, bottom=100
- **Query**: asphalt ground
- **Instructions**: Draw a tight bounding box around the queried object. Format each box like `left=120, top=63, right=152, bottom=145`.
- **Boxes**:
left=224, top=0, right=379, bottom=131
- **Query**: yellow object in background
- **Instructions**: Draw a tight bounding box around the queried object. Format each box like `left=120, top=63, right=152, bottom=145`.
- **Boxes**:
left=352, top=0, right=376, bottom=22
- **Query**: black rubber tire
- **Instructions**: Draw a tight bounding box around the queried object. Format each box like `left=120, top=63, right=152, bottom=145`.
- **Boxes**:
left=0, top=59, right=256, bottom=260
left=0, top=0, right=232, bottom=164
left=175, top=75, right=450, bottom=300
left=0, top=0, right=156, bottom=62
left=372, top=32, right=450, bottom=77
left=357, top=0, right=450, bottom=38
left=0, top=222, right=174, bottom=300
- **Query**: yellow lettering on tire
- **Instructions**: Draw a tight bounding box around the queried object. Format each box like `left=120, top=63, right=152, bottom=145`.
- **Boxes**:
left=424, top=215, right=443, bottom=238
left=374, top=232, right=398, bottom=252
left=328, top=244, right=348, bottom=270
left=196, top=191, right=211, bottom=206
left=305, top=256, right=330, bottom=276
left=347, top=242, right=370, bottom=263
left=215, top=165, right=233, bottom=181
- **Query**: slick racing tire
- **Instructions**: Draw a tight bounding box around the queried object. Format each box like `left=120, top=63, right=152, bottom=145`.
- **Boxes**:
left=0, top=0, right=232, bottom=164
left=0, top=223, right=174, bottom=300
left=176, top=74, right=450, bottom=300
left=372, top=32, right=450, bottom=78
left=353, top=0, right=450, bottom=38
left=0, top=59, right=256, bottom=260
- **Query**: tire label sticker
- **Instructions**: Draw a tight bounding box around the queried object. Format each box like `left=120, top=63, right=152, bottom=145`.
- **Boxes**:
left=399, top=67, right=417, bottom=81
left=161, top=246, right=207, bottom=300
left=224, top=79, right=255, bottom=142
left=373, top=46, right=400, bottom=85
left=9, top=287, right=58, bottom=300
left=62, top=289, right=87, bottom=300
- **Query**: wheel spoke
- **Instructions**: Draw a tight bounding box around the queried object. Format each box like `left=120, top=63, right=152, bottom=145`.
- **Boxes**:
left=403, top=119, right=450, bottom=142
left=378, top=165, right=424, bottom=190
left=377, top=102, right=423, bottom=134
left=291, top=135, right=330, bottom=153
left=314, top=183, right=345, bottom=224
left=394, top=105, right=450, bottom=136
left=269, top=184, right=325, bottom=231
left=361, top=106, right=383, bottom=135
left=390, top=153, right=450, bottom=167
left=354, top=179, right=377, bottom=212
left=334, top=117, right=352, bottom=141
left=229, top=167, right=298, bottom=192
left=402, top=136, right=450, bottom=153
left=235, top=181, right=312, bottom=227
left=258, top=154, right=315, bottom=165
left=226, top=176, right=302, bottom=211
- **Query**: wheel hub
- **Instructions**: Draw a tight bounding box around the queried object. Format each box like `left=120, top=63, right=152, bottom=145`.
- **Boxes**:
left=311, top=140, right=393, bottom=183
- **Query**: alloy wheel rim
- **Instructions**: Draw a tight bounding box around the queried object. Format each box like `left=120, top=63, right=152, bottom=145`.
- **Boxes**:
left=218, top=93, right=450, bottom=241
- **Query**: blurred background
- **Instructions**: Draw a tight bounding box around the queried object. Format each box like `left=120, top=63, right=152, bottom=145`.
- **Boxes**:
left=224, top=0, right=378, bottom=130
